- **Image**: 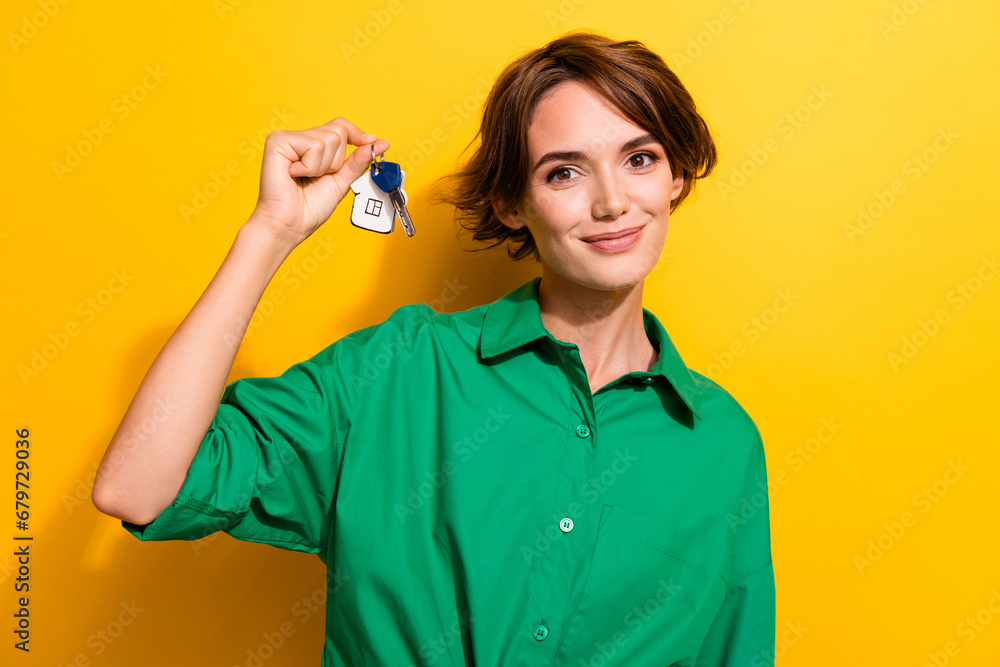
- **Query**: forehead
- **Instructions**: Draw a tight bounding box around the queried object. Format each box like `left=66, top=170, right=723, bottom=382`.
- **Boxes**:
left=526, top=80, right=648, bottom=152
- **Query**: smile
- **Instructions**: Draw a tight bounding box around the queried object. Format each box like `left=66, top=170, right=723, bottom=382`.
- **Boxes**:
left=581, top=226, right=644, bottom=252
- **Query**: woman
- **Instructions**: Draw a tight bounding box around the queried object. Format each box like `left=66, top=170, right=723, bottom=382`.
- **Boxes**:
left=94, top=31, right=774, bottom=666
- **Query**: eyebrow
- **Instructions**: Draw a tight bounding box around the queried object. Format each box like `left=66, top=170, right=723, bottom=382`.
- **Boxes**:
left=532, top=133, right=661, bottom=173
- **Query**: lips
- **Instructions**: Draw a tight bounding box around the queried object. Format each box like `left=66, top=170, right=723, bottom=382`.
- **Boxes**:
left=581, top=226, right=644, bottom=252
left=582, top=226, right=643, bottom=242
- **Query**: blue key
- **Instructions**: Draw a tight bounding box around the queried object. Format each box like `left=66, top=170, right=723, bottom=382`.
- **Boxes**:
left=370, top=159, right=415, bottom=237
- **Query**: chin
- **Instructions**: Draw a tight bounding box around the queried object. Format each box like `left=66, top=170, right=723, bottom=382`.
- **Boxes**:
left=578, top=269, right=647, bottom=292
left=543, top=251, right=654, bottom=292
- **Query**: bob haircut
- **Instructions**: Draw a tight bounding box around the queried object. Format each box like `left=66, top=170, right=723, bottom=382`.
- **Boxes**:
left=434, top=30, right=718, bottom=262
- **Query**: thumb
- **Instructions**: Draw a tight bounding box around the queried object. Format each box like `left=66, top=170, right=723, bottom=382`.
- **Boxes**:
left=338, top=138, right=391, bottom=188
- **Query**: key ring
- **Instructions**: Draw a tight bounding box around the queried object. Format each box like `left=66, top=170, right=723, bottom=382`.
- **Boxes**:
left=371, top=144, right=385, bottom=174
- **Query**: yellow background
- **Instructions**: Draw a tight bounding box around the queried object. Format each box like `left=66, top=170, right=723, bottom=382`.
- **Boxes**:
left=3, top=0, right=999, bottom=664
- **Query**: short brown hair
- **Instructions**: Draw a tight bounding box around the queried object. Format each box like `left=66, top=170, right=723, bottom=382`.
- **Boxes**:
left=432, top=30, right=717, bottom=262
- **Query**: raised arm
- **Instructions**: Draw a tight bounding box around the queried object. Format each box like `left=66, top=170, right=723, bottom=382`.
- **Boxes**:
left=92, top=118, right=388, bottom=525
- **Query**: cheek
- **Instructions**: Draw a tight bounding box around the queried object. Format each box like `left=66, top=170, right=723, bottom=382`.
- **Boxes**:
left=525, top=193, right=578, bottom=234
left=634, top=181, right=676, bottom=213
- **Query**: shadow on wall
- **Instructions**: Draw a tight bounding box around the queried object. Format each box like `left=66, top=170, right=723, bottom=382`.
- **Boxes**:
left=57, top=189, right=536, bottom=665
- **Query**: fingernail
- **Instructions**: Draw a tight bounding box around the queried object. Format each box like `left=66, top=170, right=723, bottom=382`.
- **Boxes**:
left=363, top=133, right=377, bottom=141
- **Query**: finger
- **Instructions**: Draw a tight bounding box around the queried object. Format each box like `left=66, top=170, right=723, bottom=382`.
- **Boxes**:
left=290, top=122, right=380, bottom=177
left=283, top=134, right=329, bottom=179
left=297, top=127, right=349, bottom=176
left=324, top=124, right=351, bottom=176
left=261, top=131, right=328, bottom=184
left=291, top=125, right=373, bottom=178
left=331, top=137, right=391, bottom=191
left=321, top=116, right=379, bottom=148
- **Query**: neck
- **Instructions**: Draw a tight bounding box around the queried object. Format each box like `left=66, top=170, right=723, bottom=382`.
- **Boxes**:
left=536, top=268, right=658, bottom=390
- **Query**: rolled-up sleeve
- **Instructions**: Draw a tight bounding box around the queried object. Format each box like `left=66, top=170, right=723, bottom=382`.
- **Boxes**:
left=122, top=357, right=340, bottom=555
left=696, top=430, right=776, bottom=666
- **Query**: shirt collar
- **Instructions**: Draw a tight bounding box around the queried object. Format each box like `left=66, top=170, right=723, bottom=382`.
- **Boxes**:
left=479, top=277, right=703, bottom=421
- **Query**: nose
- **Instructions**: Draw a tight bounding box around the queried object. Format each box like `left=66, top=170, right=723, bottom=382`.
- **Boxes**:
left=591, top=169, right=629, bottom=220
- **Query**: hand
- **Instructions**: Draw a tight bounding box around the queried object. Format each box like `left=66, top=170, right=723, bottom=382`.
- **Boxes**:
left=248, top=117, right=390, bottom=246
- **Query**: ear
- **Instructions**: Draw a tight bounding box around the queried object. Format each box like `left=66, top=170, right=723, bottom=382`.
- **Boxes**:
left=492, top=197, right=526, bottom=231
left=670, top=174, right=685, bottom=202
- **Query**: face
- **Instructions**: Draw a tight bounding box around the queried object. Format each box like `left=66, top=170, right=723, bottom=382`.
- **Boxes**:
left=496, top=80, right=684, bottom=293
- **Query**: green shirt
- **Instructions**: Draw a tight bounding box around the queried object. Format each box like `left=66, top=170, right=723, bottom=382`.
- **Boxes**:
left=123, top=276, right=775, bottom=666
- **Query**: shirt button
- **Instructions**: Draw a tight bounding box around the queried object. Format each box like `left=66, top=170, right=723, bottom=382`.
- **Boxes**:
left=559, top=518, right=574, bottom=533
left=532, top=624, right=549, bottom=641
left=575, top=424, right=591, bottom=438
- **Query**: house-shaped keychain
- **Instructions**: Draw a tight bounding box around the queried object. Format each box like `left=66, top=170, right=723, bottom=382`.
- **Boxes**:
left=349, top=166, right=406, bottom=234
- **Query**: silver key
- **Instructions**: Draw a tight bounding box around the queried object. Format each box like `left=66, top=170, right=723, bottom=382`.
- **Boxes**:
left=386, top=188, right=415, bottom=237
left=371, top=156, right=415, bottom=237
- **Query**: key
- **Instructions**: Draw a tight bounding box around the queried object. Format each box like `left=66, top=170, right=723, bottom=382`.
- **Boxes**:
left=371, top=160, right=416, bottom=237
left=348, top=148, right=416, bottom=236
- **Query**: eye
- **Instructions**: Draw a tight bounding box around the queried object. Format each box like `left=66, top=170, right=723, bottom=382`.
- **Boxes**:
left=627, top=152, right=657, bottom=169
left=546, top=166, right=580, bottom=183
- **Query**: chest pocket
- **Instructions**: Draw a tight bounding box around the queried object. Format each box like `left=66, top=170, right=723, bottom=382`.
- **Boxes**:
left=555, top=504, right=732, bottom=666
